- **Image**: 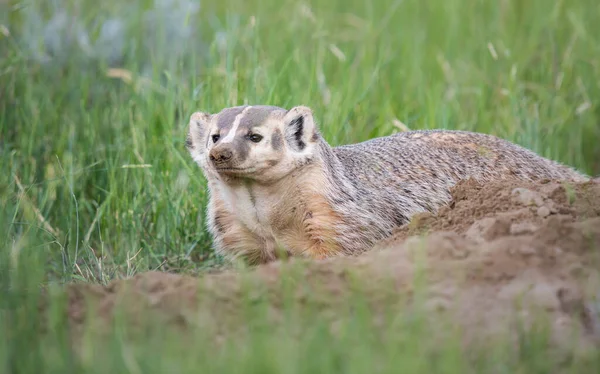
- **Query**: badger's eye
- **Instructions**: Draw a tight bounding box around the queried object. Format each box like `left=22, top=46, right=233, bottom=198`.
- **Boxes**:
left=248, top=133, right=263, bottom=143
left=212, top=134, right=220, bottom=143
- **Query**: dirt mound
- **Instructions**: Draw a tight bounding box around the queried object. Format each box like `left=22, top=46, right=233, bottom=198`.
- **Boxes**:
left=62, top=179, right=600, bottom=354
left=385, top=178, right=600, bottom=242
left=369, top=179, right=600, bottom=349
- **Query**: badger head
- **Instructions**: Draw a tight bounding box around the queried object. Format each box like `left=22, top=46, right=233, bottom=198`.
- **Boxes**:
left=186, top=105, right=321, bottom=183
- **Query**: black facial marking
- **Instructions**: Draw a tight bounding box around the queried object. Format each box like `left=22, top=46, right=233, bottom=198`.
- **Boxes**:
left=185, top=134, right=193, bottom=150
left=216, top=106, right=285, bottom=142
left=271, top=129, right=283, bottom=150
left=234, top=137, right=251, bottom=161
left=290, top=116, right=305, bottom=150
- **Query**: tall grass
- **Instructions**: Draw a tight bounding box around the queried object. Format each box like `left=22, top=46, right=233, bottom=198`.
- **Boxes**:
left=1, top=0, right=600, bottom=372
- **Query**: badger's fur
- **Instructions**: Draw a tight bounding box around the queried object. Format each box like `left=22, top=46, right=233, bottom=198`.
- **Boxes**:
left=186, top=105, right=589, bottom=264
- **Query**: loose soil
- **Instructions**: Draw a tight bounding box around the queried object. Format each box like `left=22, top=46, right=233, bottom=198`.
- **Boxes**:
left=61, top=179, right=600, bottom=354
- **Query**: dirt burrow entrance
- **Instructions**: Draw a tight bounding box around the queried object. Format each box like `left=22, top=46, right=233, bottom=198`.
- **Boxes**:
left=62, top=179, right=600, bottom=352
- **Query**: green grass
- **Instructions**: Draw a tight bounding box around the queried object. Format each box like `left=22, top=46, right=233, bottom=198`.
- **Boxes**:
left=1, top=0, right=600, bottom=372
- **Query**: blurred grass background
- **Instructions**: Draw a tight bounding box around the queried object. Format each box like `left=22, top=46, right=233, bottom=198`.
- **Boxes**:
left=1, top=0, right=600, bottom=372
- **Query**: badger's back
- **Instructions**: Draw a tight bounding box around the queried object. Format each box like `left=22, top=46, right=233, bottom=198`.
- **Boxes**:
left=327, top=130, right=587, bottom=233
left=333, top=129, right=586, bottom=186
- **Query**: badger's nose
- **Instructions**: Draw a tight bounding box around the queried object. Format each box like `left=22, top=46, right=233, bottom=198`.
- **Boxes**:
left=209, top=148, right=233, bottom=163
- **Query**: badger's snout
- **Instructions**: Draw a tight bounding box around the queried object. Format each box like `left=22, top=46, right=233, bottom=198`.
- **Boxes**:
left=209, top=146, right=233, bottom=163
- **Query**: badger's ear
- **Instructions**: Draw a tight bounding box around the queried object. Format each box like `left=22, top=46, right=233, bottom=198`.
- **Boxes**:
left=283, top=106, right=318, bottom=152
left=186, top=111, right=212, bottom=154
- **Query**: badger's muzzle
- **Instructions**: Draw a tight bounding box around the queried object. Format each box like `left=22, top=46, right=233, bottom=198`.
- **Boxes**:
left=209, top=144, right=249, bottom=174
left=209, top=145, right=233, bottom=164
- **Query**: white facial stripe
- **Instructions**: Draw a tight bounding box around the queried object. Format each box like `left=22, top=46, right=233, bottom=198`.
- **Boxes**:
left=221, top=106, right=253, bottom=143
